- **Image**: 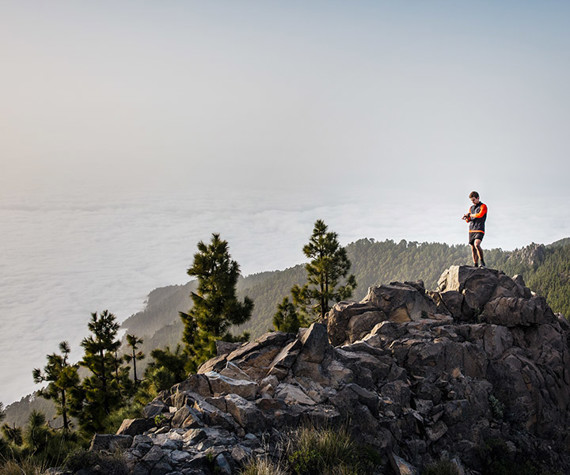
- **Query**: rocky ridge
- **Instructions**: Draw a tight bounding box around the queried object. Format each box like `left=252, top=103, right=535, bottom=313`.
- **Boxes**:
left=93, top=266, right=569, bottom=474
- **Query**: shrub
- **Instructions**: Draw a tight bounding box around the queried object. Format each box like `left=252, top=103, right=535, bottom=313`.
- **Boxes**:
left=477, top=438, right=559, bottom=475
left=285, top=425, right=381, bottom=475
left=423, top=458, right=461, bottom=475
left=489, top=395, right=505, bottom=420
left=64, top=448, right=129, bottom=475
left=101, top=401, right=145, bottom=434
left=0, top=459, right=46, bottom=475
left=240, top=457, right=287, bottom=475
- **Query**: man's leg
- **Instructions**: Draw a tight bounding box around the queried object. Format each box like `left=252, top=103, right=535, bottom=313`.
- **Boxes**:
left=470, top=243, right=479, bottom=266
left=474, top=239, right=486, bottom=267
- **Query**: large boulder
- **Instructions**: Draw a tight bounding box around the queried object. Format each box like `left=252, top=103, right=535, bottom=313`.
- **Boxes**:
left=326, top=281, right=439, bottom=346
left=362, top=281, right=438, bottom=322
left=90, top=434, right=133, bottom=452
left=326, top=301, right=380, bottom=346
left=482, top=295, right=556, bottom=326
left=205, top=371, right=259, bottom=400
left=438, top=266, right=499, bottom=312
left=116, top=418, right=155, bottom=437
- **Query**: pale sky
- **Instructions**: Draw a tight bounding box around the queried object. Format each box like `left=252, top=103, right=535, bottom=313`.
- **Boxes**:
left=1, top=1, right=569, bottom=204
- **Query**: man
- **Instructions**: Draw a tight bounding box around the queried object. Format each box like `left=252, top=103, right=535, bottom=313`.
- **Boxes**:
left=463, top=191, right=488, bottom=268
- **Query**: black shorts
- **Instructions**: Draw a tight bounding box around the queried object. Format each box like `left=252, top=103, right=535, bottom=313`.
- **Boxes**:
left=469, top=232, right=484, bottom=245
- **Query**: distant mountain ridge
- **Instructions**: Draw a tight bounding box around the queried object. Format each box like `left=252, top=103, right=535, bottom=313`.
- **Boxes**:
left=121, top=237, right=570, bottom=353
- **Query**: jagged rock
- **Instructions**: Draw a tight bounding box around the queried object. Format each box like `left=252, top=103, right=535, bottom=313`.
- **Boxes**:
left=230, top=444, right=252, bottom=464
left=491, top=273, right=526, bottom=299
left=205, top=371, right=259, bottom=400
left=259, top=375, right=280, bottom=397
left=111, top=265, right=570, bottom=475
left=482, top=295, right=556, bottom=326
left=116, top=418, right=155, bottom=436
left=428, top=290, right=466, bottom=320
left=224, top=394, right=265, bottom=431
left=362, top=281, right=438, bottom=322
left=389, top=452, right=418, bottom=475
left=196, top=354, right=227, bottom=375
left=222, top=331, right=296, bottom=380
left=183, top=428, right=207, bottom=446
left=347, top=310, right=387, bottom=342
left=170, top=449, right=192, bottom=464
left=142, top=401, right=168, bottom=418
left=171, top=374, right=212, bottom=398
left=326, top=301, right=379, bottom=346
left=267, top=338, right=303, bottom=379
left=334, top=346, right=391, bottom=389
left=215, top=340, right=240, bottom=356
left=274, top=382, right=317, bottom=406
left=297, top=322, right=330, bottom=364
left=89, top=434, right=133, bottom=452
left=215, top=453, right=232, bottom=475
left=426, top=420, right=448, bottom=442
left=193, top=395, right=239, bottom=431
left=291, top=323, right=333, bottom=383
left=482, top=324, right=514, bottom=359
left=171, top=404, right=203, bottom=429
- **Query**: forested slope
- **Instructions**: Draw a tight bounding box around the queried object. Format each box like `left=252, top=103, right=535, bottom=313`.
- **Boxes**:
left=123, top=238, right=570, bottom=348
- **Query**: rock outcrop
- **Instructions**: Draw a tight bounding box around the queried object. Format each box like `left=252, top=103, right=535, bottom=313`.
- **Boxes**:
left=94, top=266, right=569, bottom=474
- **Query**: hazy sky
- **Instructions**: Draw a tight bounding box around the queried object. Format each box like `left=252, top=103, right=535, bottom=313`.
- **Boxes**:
left=1, top=2, right=570, bottom=403
left=2, top=1, right=569, bottom=203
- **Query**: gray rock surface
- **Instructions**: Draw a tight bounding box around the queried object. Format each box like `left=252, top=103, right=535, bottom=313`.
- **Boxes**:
left=92, top=266, right=569, bottom=475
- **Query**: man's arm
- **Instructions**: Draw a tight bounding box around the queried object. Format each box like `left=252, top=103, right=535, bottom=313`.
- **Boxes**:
left=470, top=203, right=487, bottom=219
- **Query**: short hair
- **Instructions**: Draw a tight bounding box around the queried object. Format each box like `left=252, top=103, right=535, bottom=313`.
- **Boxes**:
left=469, top=191, right=479, bottom=199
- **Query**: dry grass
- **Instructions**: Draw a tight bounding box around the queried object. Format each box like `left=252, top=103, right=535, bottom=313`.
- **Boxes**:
left=240, top=456, right=287, bottom=475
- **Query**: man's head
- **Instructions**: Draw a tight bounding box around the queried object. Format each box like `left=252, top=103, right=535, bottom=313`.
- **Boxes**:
left=469, top=191, right=480, bottom=204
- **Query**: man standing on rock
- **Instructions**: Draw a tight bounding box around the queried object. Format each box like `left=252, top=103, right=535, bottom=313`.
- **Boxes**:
left=463, top=191, right=488, bottom=268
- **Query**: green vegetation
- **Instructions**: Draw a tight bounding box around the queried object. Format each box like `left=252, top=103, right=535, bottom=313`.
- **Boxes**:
left=240, top=457, right=287, bottom=475
left=239, top=425, right=381, bottom=475
left=68, top=310, right=133, bottom=434
left=142, top=344, right=188, bottom=395
left=1, top=310, right=149, bottom=472
left=523, top=243, right=570, bottom=317
left=423, top=458, right=461, bottom=475
left=124, top=334, right=144, bottom=387
left=32, top=341, right=79, bottom=431
left=489, top=395, right=505, bottom=421
left=0, top=410, right=85, bottom=471
left=273, top=296, right=305, bottom=333
left=63, top=448, right=129, bottom=474
left=180, top=233, right=254, bottom=371
left=477, top=438, right=560, bottom=475
left=274, top=220, right=356, bottom=331
left=293, top=220, right=356, bottom=321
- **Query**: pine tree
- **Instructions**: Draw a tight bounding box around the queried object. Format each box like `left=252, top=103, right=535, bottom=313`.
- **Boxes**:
left=24, top=411, right=49, bottom=456
left=1, top=422, right=23, bottom=446
left=143, top=345, right=188, bottom=394
left=124, top=334, right=145, bottom=387
left=180, top=234, right=254, bottom=371
left=70, top=310, right=125, bottom=433
left=273, top=296, right=305, bottom=333
left=32, top=341, right=79, bottom=431
left=293, top=220, right=357, bottom=321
